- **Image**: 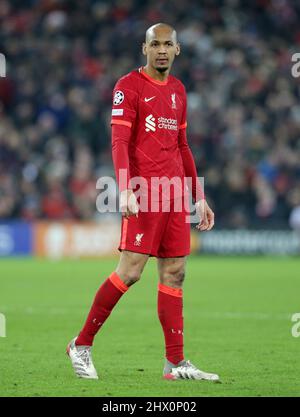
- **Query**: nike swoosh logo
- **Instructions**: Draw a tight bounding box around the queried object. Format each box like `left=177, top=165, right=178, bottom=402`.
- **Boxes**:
left=144, top=96, right=156, bottom=102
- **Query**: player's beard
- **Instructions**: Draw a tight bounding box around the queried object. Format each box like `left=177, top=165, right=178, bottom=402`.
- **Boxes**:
left=155, top=66, right=169, bottom=73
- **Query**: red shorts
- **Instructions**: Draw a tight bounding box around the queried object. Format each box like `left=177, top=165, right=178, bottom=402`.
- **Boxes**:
left=118, top=198, right=190, bottom=258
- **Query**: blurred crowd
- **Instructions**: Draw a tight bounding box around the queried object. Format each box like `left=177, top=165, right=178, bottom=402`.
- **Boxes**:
left=0, top=0, right=300, bottom=229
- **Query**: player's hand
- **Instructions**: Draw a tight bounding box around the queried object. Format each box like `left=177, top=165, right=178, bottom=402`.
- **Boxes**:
left=120, top=189, right=139, bottom=219
left=195, top=199, right=215, bottom=231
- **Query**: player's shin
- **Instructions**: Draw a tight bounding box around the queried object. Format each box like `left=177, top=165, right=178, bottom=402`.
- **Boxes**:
left=76, top=272, right=129, bottom=346
left=157, top=283, right=184, bottom=365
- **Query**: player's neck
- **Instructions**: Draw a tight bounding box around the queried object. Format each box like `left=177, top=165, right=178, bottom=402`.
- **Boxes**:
left=143, top=65, right=169, bottom=83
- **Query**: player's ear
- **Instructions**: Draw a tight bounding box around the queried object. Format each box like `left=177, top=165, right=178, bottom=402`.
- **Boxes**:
left=175, top=43, right=180, bottom=56
left=142, top=42, right=147, bottom=56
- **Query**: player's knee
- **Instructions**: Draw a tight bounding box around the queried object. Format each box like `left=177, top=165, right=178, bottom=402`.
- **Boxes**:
left=161, top=268, right=185, bottom=287
left=173, top=269, right=185, bottom=286
left=121, top=269, right=142, bottom=286
left=116, top=251, right=147, bottom=286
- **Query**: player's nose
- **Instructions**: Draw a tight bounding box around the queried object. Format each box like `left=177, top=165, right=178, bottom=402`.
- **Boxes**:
left=157, top=45, right=167, bottom=54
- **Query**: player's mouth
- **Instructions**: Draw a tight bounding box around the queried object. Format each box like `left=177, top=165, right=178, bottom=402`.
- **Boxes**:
left=156, top=58, right=168, bottom=65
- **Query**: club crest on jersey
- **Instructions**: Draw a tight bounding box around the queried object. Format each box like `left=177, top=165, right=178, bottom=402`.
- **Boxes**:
left=134, top=233, right=144, bottom=246
left=171, top=93, right=177, bottom=109
left=113, top=90, right=124, bottom=105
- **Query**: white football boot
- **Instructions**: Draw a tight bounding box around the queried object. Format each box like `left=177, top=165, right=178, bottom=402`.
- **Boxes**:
left=66, top=337, right=98, bottom=379
left=163, top=359, right=220, bottom=381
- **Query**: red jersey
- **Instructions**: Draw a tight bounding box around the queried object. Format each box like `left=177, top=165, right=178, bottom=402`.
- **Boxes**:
left=111, top=67, right=204, bottom=202
left=111, top=67, right=187, bottom=180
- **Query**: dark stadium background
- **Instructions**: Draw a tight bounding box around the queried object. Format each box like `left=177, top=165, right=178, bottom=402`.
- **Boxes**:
left=1, top=0, right=300, bottom=398
left=1, top=0, right=300, bottom=228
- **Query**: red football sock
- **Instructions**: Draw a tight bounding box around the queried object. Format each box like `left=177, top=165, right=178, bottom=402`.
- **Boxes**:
left=157, top=283, right=184, bottom=365
left=76, top=272, right=128, bottom=346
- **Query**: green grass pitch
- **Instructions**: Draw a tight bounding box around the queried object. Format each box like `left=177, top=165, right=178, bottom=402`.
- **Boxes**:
left=0, top=255, right=300, bottom=397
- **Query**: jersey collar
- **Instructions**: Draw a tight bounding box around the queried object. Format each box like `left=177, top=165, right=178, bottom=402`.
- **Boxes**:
left=139, top=67, right=169, bottom=86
